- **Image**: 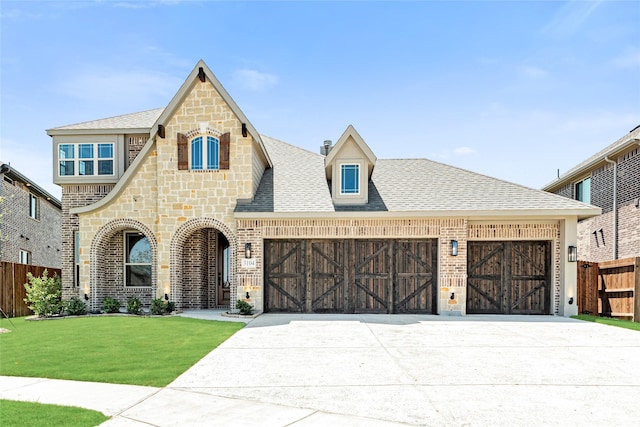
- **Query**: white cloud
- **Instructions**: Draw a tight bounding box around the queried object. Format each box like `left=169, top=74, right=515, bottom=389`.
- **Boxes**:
left=454, top=147, right=476, bottom=155
left=54, top=68, right=182, bottom=106
left=611, top=49, right=640, bottom=69
left=541, top=0, right=603, bottom=37
left=232, top=69, right=278, bottom=92
left=520, top=65, right=548, bottom=79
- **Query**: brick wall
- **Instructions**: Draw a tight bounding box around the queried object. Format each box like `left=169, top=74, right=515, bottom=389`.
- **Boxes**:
left=0, top=179, right=61, bottom=268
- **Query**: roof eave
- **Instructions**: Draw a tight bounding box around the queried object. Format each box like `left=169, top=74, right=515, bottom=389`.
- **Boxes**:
left=542, top=137, right=640, bottom=192
left=47, top=128, right=152, bottom=136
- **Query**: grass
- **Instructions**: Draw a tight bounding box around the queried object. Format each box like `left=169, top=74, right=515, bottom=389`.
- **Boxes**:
left=0, top=315, right=244, bottom=387
left=0, top=400, right=109, bottom=427
left=572, top=314, right=640, bottom=331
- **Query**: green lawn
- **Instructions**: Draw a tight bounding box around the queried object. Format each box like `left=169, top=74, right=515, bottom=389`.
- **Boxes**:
left=0, top=400, right=109, bottom=427
left=0, top=316, right=244, bottom=386
left=572, top=314, right=640, bottom=331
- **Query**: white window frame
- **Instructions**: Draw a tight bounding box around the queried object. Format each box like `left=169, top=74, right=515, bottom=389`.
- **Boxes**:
left=190, top=135, right=220, bottom=171
left=58, top=142, right=115, bottom=178
left=340, top=163, right=360, bottom=195
left=19, top=250, right=31, bottom=265
left=29, top=193, right=39, bottom=219
left=575, top=176, right=591, bottom=204
left=74, top=231, right=80, bottom=288
left=124, top=231, right=152, bottom=287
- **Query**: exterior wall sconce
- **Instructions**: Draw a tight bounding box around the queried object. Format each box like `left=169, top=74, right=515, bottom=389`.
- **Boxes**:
left=568, top=246, right=578, bottom=262
left=568, top=297, right=574, bottom=305
left=246, top=291, right=251, bottom=299
left=84, top=293, right=89, bottom=301
left=450, top=240, right=458, bottom=256
left=164, top=293, right=169, bottom=301
left=245, top=243, right=252, bottom=259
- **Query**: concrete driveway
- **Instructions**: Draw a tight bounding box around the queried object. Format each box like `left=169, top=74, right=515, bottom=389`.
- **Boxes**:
left=124, top=313, right=640, bottom=426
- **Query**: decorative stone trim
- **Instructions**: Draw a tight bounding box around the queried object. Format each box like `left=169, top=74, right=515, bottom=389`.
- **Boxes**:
left=170, top=217, right=237, bottom=310
left=238, top=218, right=464, bottom=239
left=467, top=223, right=558, bottom=240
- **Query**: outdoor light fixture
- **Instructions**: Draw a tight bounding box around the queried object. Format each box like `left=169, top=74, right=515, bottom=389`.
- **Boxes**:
left=568, top=246, right=578, bottom=262
left=84, top=293, right=89, bottom=301
left=245, top=243, right=252, bottom=259
left=568, top=297, right=574, bottom=305
left=246, top=292, right=250, bottom=299
left=450, top=292, right=455, bottom=300
left=164, top=293, right=169, bottom=301
left=450, top=240, right=458, bottom=256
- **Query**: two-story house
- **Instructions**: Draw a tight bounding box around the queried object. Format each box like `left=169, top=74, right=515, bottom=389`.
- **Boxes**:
left=0, top=163, right=62, bottom=268
left=543, top=126, right=640, bottom=262
left=48, top=60, right=599, bottom=316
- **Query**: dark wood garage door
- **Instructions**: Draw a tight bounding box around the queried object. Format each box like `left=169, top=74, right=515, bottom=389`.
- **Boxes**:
left=466, top=241, right=551, bottom=315
left=264, top=239, right=437, bottom=314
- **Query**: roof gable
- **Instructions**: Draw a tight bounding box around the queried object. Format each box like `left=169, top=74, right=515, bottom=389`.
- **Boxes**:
left=325, top=125, right=376, bottom=177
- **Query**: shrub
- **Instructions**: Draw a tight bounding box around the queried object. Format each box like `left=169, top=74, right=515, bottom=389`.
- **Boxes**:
left=236, top=299, right=253, bottom=315
left=126, top=296, right=142, bottom=315
left=150, top=298, right=166, bottom=315
left=166, top=301, right=176, bottom=313
left=102, top=297, right=121, bottom=313
left=66, top=296, right=87, bottom=316
left=23, top=270, right=63, bottom=317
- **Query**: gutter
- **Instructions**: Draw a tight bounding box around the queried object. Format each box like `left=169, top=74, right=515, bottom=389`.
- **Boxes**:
left=603, top=156, right=617, bottom=259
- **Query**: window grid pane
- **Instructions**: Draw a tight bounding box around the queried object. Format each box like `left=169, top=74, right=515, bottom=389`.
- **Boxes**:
left=98, top=160, right=113, bottom=175
left=79, top=144, right=94, bottom=159
left=98, top=143, right=113, bottom=159
left=207, top=136, right=219, bottom=169
left=191, top=137, right=203, bottom=170
left=341, top=164, right=359, bottom=194
left=79, top=160, right=94, bottom=175
left=60, top=144, right=74, bottom=159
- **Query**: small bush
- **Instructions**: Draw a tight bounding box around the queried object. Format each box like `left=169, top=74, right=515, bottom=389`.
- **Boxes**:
left=66, top=297, right=87, bottom=316
left=150, top=298, right=166, bottom=315
left=23, top=270, right=63, bottom=317
left=236, top=299, right=253, bottom=315
left=126, top=296, right=142, bottom=315
left=102, top=297, right=121, bottom=313
left=166, top=301, right=176, bottom=313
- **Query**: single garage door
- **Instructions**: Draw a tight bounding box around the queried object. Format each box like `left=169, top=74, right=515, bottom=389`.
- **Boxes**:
left=466, top=241, right=551, bottom=315
left=264, top=239, right=437, bottom=314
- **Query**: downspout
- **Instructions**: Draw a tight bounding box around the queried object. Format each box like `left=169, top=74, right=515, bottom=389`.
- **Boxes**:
left=603, top=156, right=617, bottom=260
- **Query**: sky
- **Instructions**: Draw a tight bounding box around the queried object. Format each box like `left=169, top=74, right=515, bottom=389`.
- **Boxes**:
left=1, top=0, right=639, bottom=200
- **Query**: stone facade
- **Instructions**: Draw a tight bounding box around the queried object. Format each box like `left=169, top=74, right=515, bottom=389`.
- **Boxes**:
left=0, top=170, right=61, bottom=268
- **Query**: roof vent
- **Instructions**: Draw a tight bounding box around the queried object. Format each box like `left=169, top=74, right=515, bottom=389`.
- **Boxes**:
left=320, top=140, right=332, bottom=156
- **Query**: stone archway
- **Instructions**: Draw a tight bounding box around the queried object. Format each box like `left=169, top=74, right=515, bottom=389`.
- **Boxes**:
left=170, top=218, right=237, bottom=309
left=89, top=218, right=157, bottom=311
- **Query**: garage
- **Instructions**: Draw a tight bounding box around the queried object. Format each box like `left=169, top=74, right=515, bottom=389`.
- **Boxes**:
left=466, top=241, right=551, bottom=314
left=264, top=239, right=437, bottom=314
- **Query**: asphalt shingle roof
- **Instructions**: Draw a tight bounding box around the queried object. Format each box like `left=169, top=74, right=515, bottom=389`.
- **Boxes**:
left=237, top=135, right=596, bottom=215
left=50, top=108, right=164, bottom=130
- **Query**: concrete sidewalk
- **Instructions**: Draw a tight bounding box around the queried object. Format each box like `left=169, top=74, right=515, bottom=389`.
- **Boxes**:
left=2, top=313, right=640, bottom=426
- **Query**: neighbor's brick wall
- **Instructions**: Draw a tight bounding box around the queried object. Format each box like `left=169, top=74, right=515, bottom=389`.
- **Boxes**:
left=0, top=179, right=62, bottom=268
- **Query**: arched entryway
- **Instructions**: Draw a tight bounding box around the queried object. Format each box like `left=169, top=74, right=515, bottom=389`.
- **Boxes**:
left=89, top=219, right=157, bottom=311
left=170, top=218, right=237, bottom=310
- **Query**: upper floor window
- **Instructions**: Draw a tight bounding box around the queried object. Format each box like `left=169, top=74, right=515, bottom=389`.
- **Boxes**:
left=59, top=143, right=114, bottom=177
left=29, top=194, right=39, bottom=219
left=191, top=136, right=219, bottom=170
left=125, top=232, right=152, bottom=287
left=340, top=164, right=360, bottom=194
left=575, top=177, right=591, bottom=204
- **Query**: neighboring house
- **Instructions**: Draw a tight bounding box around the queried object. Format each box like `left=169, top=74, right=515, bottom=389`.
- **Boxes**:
left=47, top=60, right=599, bottom=316
left=0, top=162, right=62, bottom=268
left=543, top=126, right=640, bottom=262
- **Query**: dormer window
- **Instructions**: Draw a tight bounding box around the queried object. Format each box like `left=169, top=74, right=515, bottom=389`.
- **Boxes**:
left=191, top=136, right=219, bottom=170
left=340, top=164, right=360, bottom=194
left=58, top=142, right=114, bottom=177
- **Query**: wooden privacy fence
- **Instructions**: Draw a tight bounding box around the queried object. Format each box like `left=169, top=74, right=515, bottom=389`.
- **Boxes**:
left=0, top=262, right=62, bottom=318
left=577, top=257, right=640, bottom=322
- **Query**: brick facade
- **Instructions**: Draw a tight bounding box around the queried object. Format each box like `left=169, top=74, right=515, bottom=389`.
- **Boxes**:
left=0, top=174, right=61, bottom=268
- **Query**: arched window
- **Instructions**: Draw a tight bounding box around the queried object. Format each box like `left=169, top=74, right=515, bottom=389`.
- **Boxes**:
left=191, top=136, right=219, bottom=170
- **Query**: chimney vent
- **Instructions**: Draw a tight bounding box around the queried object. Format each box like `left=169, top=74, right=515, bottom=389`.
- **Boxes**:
left=320, top=140, right=333, bottom=156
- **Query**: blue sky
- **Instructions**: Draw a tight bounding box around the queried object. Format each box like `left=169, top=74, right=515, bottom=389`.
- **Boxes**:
left=1, top=0, right=639, bottom=199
